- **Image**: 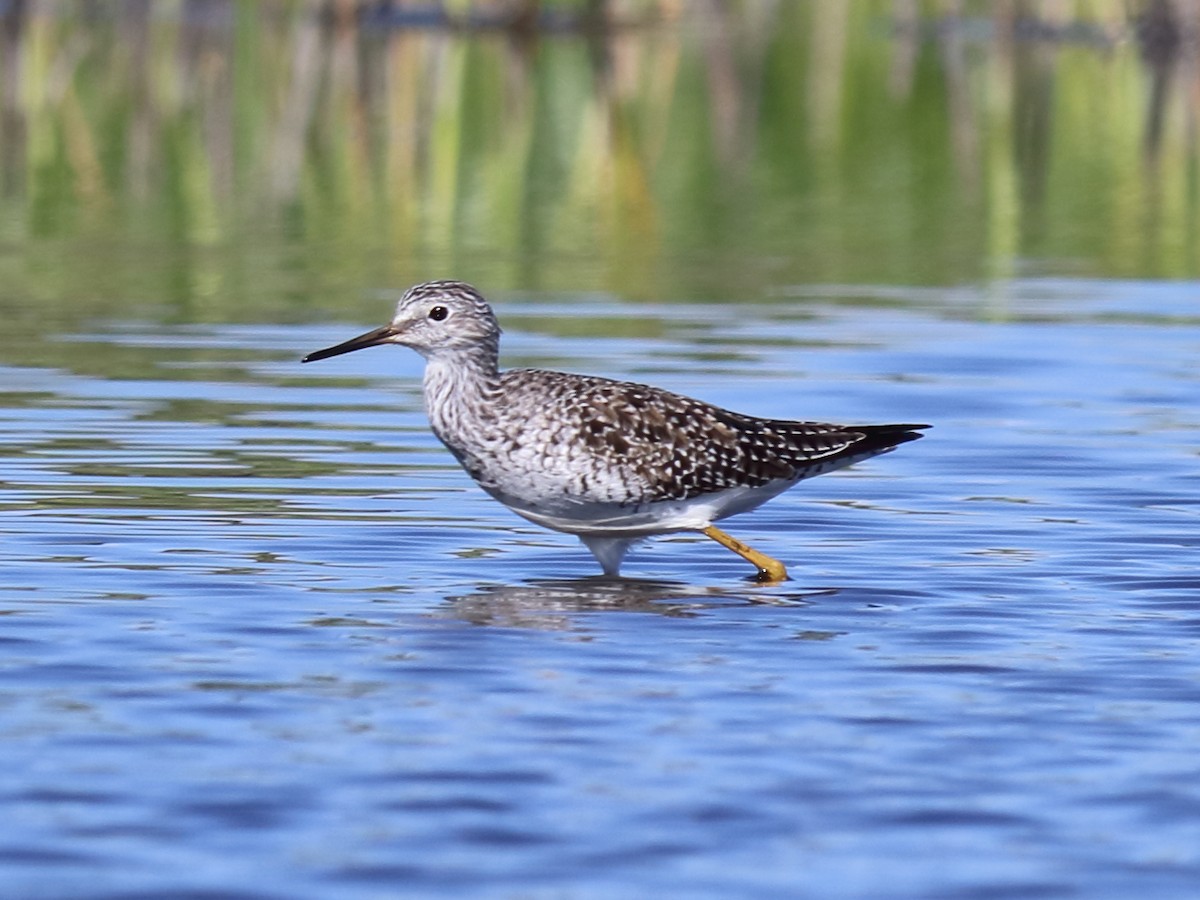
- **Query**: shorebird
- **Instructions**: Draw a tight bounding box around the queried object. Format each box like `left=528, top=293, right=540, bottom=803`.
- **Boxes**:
left=303, top=281, right=927, bottom=581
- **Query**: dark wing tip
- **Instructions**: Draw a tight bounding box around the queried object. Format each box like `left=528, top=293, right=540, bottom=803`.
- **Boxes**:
left=853, top=423, right=930, bottom=453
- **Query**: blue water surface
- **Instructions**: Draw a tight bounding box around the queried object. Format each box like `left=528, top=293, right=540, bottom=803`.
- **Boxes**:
left=2, top=279, right=1199, bottom=898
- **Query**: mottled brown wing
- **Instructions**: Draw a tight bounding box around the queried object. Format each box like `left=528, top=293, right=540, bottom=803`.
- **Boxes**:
left=639, top=405, right=924, bottom=501
left=528, top=371, right=926, bottom=503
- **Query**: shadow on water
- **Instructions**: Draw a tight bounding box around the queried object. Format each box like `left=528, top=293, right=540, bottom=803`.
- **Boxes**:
left=434, top=577, right=835, bottom=628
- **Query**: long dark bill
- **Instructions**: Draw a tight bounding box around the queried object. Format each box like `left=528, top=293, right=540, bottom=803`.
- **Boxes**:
left=301, top=324, right=399, bottom=363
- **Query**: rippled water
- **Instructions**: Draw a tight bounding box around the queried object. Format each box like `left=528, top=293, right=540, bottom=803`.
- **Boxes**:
left=3, top=279, right=1200, bottom=897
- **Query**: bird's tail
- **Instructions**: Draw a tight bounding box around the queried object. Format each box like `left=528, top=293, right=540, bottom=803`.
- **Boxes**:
left=853, top=423, right=930, bottom=453
left=793, top=423, right=929, bottom=480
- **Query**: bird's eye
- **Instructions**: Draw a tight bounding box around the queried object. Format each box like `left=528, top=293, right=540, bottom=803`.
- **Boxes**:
left=428, top=306, right=449, bottom=322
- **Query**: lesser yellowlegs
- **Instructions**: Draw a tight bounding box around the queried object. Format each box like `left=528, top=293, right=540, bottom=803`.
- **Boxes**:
left=303, top=281, right=928, bottom=581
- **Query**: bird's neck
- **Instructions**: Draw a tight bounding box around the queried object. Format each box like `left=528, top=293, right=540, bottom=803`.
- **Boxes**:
left=422, top=347, right=501, bottom=442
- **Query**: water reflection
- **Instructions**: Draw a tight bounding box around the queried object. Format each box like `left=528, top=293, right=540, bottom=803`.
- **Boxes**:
left=5, top=277, right=1200, bottom=898
left=1, top=0, right=1199, bottom=334
left=436, top=577, right=829, bottom=628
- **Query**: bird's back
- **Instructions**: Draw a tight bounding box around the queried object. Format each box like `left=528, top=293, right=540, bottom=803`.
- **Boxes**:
left=432, top=367, right=926, bottom=516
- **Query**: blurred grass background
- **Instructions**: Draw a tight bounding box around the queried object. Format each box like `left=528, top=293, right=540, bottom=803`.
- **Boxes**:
left=0, top=0, right=1198, bottom=328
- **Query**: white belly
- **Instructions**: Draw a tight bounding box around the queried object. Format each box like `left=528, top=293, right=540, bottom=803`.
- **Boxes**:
left=482, top=478, right=798, bottom=538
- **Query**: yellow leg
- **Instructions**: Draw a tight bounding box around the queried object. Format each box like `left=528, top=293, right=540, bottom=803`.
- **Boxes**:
left=703, top=525, right=788, bottom=583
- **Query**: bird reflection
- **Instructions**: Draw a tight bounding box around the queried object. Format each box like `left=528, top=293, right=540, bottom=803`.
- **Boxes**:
left=434, top=577, right=835, bottom=629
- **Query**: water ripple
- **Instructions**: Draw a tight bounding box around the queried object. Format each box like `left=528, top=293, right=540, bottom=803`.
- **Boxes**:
left=4, top=281, right=1200, bottom=896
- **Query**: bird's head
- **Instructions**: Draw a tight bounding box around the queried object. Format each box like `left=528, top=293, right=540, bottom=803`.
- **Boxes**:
left=302, top=281, right=501, bottom=364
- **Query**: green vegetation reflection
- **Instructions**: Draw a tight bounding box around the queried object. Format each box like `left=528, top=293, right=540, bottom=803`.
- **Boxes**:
left=0, top=0, right=1196, bottom=336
